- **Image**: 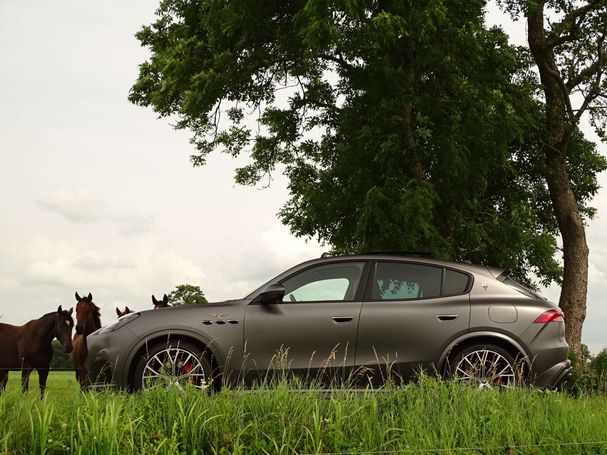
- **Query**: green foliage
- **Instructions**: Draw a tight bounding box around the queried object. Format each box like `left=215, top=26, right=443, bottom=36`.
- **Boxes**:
left=563, top=346, right=607, bottom=396
left=49, top=340, right=72, bottom=370
left=129, top=0, right=605, bottom=288
left=591, top=349, right=607, bottom=376
left=168, top=284, right=208, bottom=305
left=3, top=373, right=607, bottom=454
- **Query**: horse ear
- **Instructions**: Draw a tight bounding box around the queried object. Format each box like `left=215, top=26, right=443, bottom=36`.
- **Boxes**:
left=87, top=292, right=93, bottom=301
left=68, top=307, right=73, bottom=315
left=152, top=295, right=158, bottom=305
left=125, top=306, right=131, bottom=313
left=75, top=292, right=81, bottom=301
left=116, top=308, right=121, bottom=317
left=57, top=305, right=63, bottom=313
left=163, top=294, right=168, bottom=304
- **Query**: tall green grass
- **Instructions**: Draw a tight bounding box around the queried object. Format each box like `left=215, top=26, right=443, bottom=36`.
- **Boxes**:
left=1, top=372, right=607, bottom=454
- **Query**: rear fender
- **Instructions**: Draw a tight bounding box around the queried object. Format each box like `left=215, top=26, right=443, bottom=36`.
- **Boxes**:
left=437, top=331, right=530, bottom=373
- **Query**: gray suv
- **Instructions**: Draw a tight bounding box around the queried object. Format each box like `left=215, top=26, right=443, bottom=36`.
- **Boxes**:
left=86, top=253, right=571, bottom=390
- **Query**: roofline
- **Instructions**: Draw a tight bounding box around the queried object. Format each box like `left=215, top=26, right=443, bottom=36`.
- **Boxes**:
left=317, top=252, right=504, bottom=277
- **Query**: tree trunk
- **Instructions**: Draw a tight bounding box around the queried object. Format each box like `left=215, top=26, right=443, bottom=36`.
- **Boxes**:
left=527, top=2, right=588, bottom=362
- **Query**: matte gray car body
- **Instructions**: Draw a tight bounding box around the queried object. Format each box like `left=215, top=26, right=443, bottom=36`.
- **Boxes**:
left=85, top=254, right=571, bottom=390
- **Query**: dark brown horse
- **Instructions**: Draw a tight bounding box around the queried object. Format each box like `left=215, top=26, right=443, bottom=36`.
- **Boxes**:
left=152, top=294, right=170, bottom=309
left=70, top=292, right=101, bottom=386
left=116, top=306, right=132, bottom=317
left=0, top=306, right=74, bottom=394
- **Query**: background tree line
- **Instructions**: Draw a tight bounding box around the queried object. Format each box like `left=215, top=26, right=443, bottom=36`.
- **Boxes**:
left=129, top=0, right=607, bottom=361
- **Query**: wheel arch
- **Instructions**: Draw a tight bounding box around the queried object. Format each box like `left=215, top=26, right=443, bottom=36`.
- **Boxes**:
left=124, top=329, right=224, bottom=390
left=437, top=331, right=530, bottom=375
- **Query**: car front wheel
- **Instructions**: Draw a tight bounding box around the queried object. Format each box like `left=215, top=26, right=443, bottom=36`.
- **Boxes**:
left=449, top=344, right=520, bottom=389
left=132, top=340, right=213, bottom=392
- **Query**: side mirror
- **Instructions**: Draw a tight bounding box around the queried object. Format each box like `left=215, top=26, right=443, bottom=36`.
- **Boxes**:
left=254, top=283, right=285, bottom=305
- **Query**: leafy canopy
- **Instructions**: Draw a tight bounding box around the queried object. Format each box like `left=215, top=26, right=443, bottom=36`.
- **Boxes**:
left=130, top=0, right=603, bottom=287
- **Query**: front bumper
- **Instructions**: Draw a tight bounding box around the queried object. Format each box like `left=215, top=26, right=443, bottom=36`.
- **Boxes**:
left=85, top=326, right=138, bottom=389
left=87, top=350, right=117, bottom=388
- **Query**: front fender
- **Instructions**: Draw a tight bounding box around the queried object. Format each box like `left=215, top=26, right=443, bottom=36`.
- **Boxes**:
left=121, top=328, right=232, bottom=386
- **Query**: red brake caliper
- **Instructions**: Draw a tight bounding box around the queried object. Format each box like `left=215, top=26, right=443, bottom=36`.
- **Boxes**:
left=183, top=363, right=195, bottom=384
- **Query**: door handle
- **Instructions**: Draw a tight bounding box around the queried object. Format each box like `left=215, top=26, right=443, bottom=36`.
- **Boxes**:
left=332, top=316, right=354, bottom=323
left=436, top=314, right=458, bottom=321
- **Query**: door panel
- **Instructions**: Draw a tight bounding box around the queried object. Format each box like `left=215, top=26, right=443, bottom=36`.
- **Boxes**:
left=243, top=260, right=367, bottom=384
left=355, top=261, right=471, bottom=384
left=243, top=301, right=362, bottom=382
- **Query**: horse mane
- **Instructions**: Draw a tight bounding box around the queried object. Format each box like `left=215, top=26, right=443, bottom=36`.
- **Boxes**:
left=37, top=312, right=60, bottom=325
left=91, top=304, right=102, bottom=330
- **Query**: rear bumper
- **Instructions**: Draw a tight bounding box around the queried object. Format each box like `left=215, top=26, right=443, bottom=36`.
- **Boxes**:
left=533, top=359, right=572, bottom=389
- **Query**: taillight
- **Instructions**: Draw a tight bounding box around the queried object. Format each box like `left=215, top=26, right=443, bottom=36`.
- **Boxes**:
left=533, top=309, right=564, bottom=323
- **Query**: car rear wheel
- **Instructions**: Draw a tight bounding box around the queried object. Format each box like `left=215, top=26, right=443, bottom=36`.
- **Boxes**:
left=449, top=344, right=520, bottom=389
left=132, top=340, right=213, bottom=392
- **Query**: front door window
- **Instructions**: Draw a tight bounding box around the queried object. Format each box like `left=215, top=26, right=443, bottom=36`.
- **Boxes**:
left=282, top=262, right=365, bottom=302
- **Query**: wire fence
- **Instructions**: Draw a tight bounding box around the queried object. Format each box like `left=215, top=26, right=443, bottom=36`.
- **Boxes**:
left=303, top=441, right=607, bottom=454
left=0, top=368, right=75, bottom=372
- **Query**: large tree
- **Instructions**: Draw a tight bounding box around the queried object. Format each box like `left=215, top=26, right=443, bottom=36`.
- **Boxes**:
left=130, top=2, right=603, bottom=334
left=499, top=0, right=607, bottom=360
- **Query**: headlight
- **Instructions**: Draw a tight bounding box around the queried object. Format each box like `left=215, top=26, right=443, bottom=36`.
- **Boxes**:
left=98, top=312, right=140, bottom=334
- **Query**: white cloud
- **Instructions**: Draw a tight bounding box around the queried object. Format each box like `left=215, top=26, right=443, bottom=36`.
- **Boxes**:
left=114, top=212, right=155, bottom=236
left=36, top=190, right=108, bottom=224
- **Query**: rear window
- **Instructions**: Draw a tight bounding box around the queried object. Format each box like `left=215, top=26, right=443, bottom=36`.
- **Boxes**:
left=443, top=269, right=470, bottom=295
left=372, top=262, right=442, bottom=300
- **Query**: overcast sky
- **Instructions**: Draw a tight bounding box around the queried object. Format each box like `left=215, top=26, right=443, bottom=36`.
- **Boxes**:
left=1, top=1, right=606, bottom=353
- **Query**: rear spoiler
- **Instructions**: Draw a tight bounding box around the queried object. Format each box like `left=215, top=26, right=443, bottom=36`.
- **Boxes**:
left=488, top=267, right=509, bottom=281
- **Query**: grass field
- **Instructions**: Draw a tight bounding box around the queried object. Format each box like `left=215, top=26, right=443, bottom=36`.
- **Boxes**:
left=2, top=371, right=607, bottom=454
left=6, top=371, right=79, bottom=395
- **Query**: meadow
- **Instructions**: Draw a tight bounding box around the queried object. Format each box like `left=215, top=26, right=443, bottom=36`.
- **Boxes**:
left=2, top=371, right=607, bottom=454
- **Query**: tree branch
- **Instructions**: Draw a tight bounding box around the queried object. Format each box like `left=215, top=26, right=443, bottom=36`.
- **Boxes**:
left=565, top=50, right=606, bottom=92
left=318, top=53, right=358, bottom=72
left=547, top=0, right=607, bottom=48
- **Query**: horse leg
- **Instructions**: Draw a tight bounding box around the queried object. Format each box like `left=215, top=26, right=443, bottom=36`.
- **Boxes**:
left=0, top=371, right=7, bottom=393
left=21, top=368, right=32, bottom=393
left=77, top=366, right=88, bottom=387
left=38, top=367, right=50, bottom=396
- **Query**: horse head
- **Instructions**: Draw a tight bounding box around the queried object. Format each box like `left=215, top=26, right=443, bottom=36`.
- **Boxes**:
left=116, top=306, right=132, bottom=317
left=152, top=294, right=170, bottom=309
left=54, top=305, right=74, bottom=353
left=74, top=292, right=102, bottom=335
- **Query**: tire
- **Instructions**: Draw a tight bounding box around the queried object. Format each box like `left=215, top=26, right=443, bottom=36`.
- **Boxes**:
left=449, top=344, right=520, bottom=389
left=132, top=340, right=214, bottom=392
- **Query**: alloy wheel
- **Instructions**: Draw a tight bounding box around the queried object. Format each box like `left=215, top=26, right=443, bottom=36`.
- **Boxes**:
left=141, top=346, right=209, bottom=391
left=453, top=348, right=516, bottom=389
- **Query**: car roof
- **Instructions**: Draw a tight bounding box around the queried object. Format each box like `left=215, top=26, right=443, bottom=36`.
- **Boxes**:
left=318, top=253, right=504, bottom=276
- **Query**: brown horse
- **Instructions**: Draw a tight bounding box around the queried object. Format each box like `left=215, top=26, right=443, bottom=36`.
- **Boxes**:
left=115, top=306, right=132, bottom=317
left=70, top=292, right=102, bottom=386
left=0, top=306, right=74, bottom=394
left=152, top=294, right=170, bottom=309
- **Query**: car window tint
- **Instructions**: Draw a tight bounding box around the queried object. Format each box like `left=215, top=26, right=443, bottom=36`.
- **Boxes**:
left=373, top=262, right=441, bottom=300
left=442, top=269, right=470, bottom=296
left=282, top=262, right=365, bottom=302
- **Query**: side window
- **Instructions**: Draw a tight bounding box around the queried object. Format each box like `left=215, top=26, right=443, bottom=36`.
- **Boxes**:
left=282, top=262, right=365, bottom=303
left=443, top=269, right=470, bottom=296
left=373, top=262, right=442, bottom=300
